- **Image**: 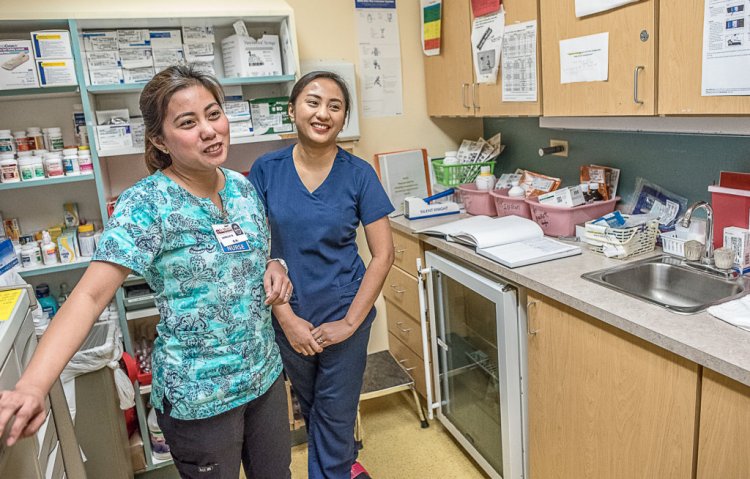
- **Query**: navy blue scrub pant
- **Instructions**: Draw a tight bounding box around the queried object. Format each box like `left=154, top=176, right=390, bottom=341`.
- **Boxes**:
left=275, top=315, right=373, bottom=479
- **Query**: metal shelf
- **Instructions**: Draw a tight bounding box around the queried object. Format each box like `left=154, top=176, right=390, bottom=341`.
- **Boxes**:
left=0, top=174, right=95, bottom=192
left=125, top=307, right=159, bottom=321
left=97, top=133, right=296, bottom=157
left=0, top=85, right=80, bottom=100
left=86, top=74, right=296, bottom=95
left=18, top=257, right=92, bottom=278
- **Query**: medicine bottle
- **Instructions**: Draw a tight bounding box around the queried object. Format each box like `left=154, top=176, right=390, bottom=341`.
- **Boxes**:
left=21, top=242, right=43, bottom=269
left=34, top=283, right=58, bottom=318
left=45, top=152, right=64, bottom=177
left=443, top=151, right=459, bottom=166
left=18, top=156, right=43, bottom=181
left=474, top=165, right=496, bottom=191
left=41, top=230, right=59, bottom=265
left=508, top=181, right=525, bottom=198
left=47, top=127, right=64, bottom=151
left=78, top=223, right=96, bottom=257
left=13, top=130, right=34, bottom=152
left=62, top=147, right=80, bottom=176
left=0, top=130, right=13, bottom=153
left=0, top=155, right=20, bottom=183
left=26, top=127, right=44, bottom=150
left=77, top=147, right=93, bottom=174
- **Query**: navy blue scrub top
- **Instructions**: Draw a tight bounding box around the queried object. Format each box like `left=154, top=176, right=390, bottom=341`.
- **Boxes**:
left=249, top=145, right=394, bottom=327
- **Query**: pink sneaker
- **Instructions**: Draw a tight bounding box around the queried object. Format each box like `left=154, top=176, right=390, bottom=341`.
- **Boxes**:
left=351, top=461, right=372, bottom=479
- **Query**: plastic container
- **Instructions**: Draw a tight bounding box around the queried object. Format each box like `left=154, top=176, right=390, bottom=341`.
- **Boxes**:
left=21, top=242, right=43, bottom=268
left=526, top=196, right=619, bottom=237
left=78, top=224, right=96, bottom=257
left=18, top=155, right=45, bottom=181
left=0, top=130, right=13, bottom=153
left=489, top=188, right=532, bottom=218
left=47, top=127, right=64, bottom=151
left=77, top=149, right=93, bottom=174
left=41, top=230, right=59, bottom=265
left=45, top=152, right=64, bottom=177
left=433, top=159, right=496, bottom=187
left=474, top=165, right=496, bottom=191
left=62, top=147, right=80, bottom=176
left=35, top=283, right=58, bottom=318
left=660, top=231, right=688, bottom=258
left=708, top=185, right=750, bottom=250
left=0, top=157, right=20, bottom=183
left=457, top=183, right=498, bottom=216
left=26, top=127, right=44, bottom=150
left=585, top=218, right=660, bottom=259
left=13, top=130, right=34, bottom=152
left=442, top=151, right=459, bottom=165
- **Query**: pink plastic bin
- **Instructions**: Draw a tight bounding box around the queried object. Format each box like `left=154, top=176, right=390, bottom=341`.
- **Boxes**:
left=709, top=185, right=750, bottom=249
left=489, top=189, right=531, bottom=219
left=526, top=196, right=619, bottom=237
left=457, top=183, right=498, bottom=216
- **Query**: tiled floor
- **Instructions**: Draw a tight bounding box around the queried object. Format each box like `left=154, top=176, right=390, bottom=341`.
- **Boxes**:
left=288, top=392, right=488, bottom=478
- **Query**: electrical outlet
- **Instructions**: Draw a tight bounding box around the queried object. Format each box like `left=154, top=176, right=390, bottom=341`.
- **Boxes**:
left=550, top=139, right=568, bottom=157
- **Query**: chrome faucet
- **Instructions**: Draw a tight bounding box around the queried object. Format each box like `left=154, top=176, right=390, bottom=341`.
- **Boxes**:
left=680, top=201, right=714, bottom=265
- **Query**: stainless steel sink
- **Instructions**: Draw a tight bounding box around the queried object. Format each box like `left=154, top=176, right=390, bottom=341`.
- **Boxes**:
left=582, top=255, right=749, bottom=314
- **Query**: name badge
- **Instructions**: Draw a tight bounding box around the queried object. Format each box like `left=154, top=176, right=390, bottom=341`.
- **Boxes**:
left=212, top=223, right=251, bottom=253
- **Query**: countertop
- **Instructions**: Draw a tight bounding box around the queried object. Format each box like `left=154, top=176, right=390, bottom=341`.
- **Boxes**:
left=390, top=215, right=750, bottom=387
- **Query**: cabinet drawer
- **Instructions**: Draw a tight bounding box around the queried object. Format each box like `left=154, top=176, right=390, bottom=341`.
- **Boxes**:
left=14, top=315, right=36, bottom=369
left=383, top=267, right=420, bottom=319
left=385, top=299, right=424, bottom=360
left=392, top=229, right=422, bottom=275
left=389, top=333, right=427, bottom=398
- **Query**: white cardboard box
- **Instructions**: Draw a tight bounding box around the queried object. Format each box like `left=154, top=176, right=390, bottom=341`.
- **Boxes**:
left=184, top=42, right=214, bottom=63
left=36, top=59, right=77, bottom=87
left=182, top=26, right=215, bottom=44
left=0, top=40, right=39, bottom=89
left=150, top=30, right=182, bottom=49
left=229, top=120, right=253, bottom=138
left=723, top=227, right=750, bottom=271
left=250, top=97, right=292, bottom=135
left=123, top=66, right=154, bottom=84
left=89, top=68, right=123, bottom=86
left=130, top=117, right=145, bottom=147
left=222, top=34, right=282, bottom=78
left=85, top=51, right=120, bottom=70
left=82, top=31, right=118, bottom=52
left=119, top=48, right=153, bottom=69
left=224, top=100, right=251, bottom=121
left=117, top=29, right=151, bottom=49
left=30, top=30, right=73, bottom=59
left=151, top=48, right=184, bottom=67
left=538, top=185, right=586, bottom=208
left=96, top=124, right=133, bottom=150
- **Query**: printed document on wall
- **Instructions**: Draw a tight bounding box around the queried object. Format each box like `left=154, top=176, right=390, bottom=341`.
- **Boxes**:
left=502, top=20, right=537, bottom=102
left=575, top=0, right=637, bottom=17
left=356, top=7, right=404, bottom=117
left=559, top=32, right=609, bottom=84
left=701, top=0, right=750, bottom=96
left=471, top=9, right=505, bottom=84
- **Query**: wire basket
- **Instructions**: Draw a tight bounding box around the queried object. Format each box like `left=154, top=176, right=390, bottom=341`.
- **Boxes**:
left=584, top=218, right=659, bottom=259
left=432, top=159, right=496, bottom=187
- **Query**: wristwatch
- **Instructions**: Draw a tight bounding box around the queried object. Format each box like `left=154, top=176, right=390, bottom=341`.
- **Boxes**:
left=266, top=258, right=288, bottom=274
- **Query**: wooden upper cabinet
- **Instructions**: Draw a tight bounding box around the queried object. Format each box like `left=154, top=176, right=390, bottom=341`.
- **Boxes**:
left=424, top=0, right=541, bottom=117
left=539, top=0, right=657, bottom=116
left=424, top=0, right=473, bottom=116
left=659, top=0, right=750, bottom=115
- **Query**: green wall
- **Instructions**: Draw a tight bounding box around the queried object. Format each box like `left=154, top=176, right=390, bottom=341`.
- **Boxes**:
left=483, top=118, right=750, bottom=205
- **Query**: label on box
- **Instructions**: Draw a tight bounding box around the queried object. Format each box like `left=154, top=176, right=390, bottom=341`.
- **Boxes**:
left=86, top=50, right=120, bottom=70
left=30, top=30, right=73, bottom=59
left=182, top=26, right=215, bottom=44
left=36, top=60, right=77, bottom=87
left=724, top=227, right=750, bottom=269
left=191, top=62, right=215, bottom=75
left=119, top=48, right=153, bottom=69
left=123, top=66, right=154, bottom=84
left=250, top=98, right=292, bottom=135
left=224, top=100, right=251, bottom=121
left=89, top=68, right=123, bottom=85
left=184, top=42, right=214, bottom=62
left=149, top=30, right=182, bottom=49
left=0, top=40, right=39, bottom=89
left=222, top=34, right=282, bottom=77
left=152, top=48, right=184, bottom=67
left=96, top=124, right=133, bottom=150
left=82, top=31, right=118, bottom=51
left=118, top=29, right=151, bottom=49
left=130, top=117, right=145, bottom=147
left=229, top=120, right=253, bottom=137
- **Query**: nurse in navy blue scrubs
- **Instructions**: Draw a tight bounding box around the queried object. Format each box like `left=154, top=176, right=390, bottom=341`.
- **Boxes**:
left=249, top=71, right=395, bottom=479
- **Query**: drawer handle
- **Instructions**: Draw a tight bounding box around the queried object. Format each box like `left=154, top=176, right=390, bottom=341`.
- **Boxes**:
left=399, top=359, right=416, bottom=372
left=396, top=321, right=411, bottom=333
left=390, top=284, right=406, bottom=294
left=394, top=246, right=406, bottom=255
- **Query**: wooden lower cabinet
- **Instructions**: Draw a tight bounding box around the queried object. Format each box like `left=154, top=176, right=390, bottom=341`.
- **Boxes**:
left=526, top=291, right=698, bottom=479
left=697, top=368, right=750, bottom=478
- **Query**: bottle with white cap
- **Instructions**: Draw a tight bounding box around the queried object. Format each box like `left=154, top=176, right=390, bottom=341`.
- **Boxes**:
left=508, top=180, right=525, bottom=198
left=475, top=165, right=496, bottom=191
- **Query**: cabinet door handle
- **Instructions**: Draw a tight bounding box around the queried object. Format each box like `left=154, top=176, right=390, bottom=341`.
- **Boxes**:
left=472, top=83, right=480, bottom=112
left=396, top=321, right=411, bottom=333
left=633, top=66, right=645, bottom=105
left=462, top=83, right=470, bottom=109
left=527, top=300, right=539, bottom=336
left=399, top=359, right=416, bottom=372
left=390, top=284, right=406, bottom=294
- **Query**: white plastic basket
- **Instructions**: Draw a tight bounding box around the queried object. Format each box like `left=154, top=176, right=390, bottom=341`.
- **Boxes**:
left=660, top=231, right=687, bottom=258
left=584, top=218, right=659, bottom=259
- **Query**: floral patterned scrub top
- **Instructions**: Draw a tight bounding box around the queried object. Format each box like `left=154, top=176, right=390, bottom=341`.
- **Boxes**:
left=93, top=168, right=282, bottom=420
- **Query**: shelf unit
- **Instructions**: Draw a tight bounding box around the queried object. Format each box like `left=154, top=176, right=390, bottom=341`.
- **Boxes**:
left=2, top=4, right=301, bottom=475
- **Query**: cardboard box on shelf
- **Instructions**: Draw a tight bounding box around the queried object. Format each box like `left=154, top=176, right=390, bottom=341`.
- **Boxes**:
left=224, top=100, right=251, bottom=122
left=222, top=34, right=282, bottom=78
left=182, top=26, right=215, bottom=44
left=151, top=48, right=184, bottom=67
left=30, top=30, right=73, bottom=59
left=85, top=50, right=121, bottom=70
left=96, top=124, right=133, bottom=150
left=229, top=120, right=253, bottom=138
left=119, top=48, right=153, bottom=69
left=723, top=226, right=750, bottom=271
left=0, top=40, right=39, bottom=89
left=183, top=42, right=214, bottom=63
left=118, top=29, right=151, bottom=49
left=82, top=31, right=118, bottom=52
left=123, top=66, right=154, bottom=84
left=36, top=59, right=77, bottom=87
left=89, top=68, right=123, bottom=86
left=149, top=30, right=182, bottom=49
left=95, top=108, right=130, bottom=126
left=538, top=185, right=586, bottom=208
left=250, top=97, right=292, bottom=135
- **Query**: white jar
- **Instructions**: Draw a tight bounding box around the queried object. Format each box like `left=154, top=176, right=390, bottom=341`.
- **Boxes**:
left=77, top=150, right=93, bottom=174
left=45, top=152, right=64, bottom=177
left=26, top=127, right=44, bottom=150
left=13, top=130, right=34, bottom=152
left=0, top=157, right=20, bottom=183
left=0, top=130, right=13, bottom=153
left=474, top=165, right=496, bottom=191
left=508, top=181, right=525, bottom=198
left=62, top=148, right=80, bottom=176
left=20, top=242, right=43, bottom=268
left=33, top=149, right=48, bottom=157
left=47, top=127, right=64, bottom=151
left=443, top=151, right=459, bottom=165
left=18, top=156, right=42, bottom=181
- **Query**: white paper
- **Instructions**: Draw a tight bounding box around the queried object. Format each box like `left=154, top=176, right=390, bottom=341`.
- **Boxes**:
left=701, top=0, right=750, bottom=96
left=559, top=32, right=609, bottom=84
left=471, top=10, right=505, bottom=84
left=575, top=0, right=637, bottom=17
left=502, top=20, right=537, bottom=102
left=356, top=9, right=404, bottom=117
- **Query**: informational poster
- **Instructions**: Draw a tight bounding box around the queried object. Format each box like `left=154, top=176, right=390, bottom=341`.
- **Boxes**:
left=701, top=0, right=750, bottom=96
left=421, top=0, right=442, bottom=56
left=471, top=9, right=505, bottom=84
left=559, top=32, right=609, bottom=84
left=575, top=0, right=637, bottom=17
left=356, top=3, right=404, bottom=117
left=502, top=20, right=537, bottom=102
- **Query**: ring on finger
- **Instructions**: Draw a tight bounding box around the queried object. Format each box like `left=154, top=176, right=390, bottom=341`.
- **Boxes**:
left=316, top=337, right=324, bottom=344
